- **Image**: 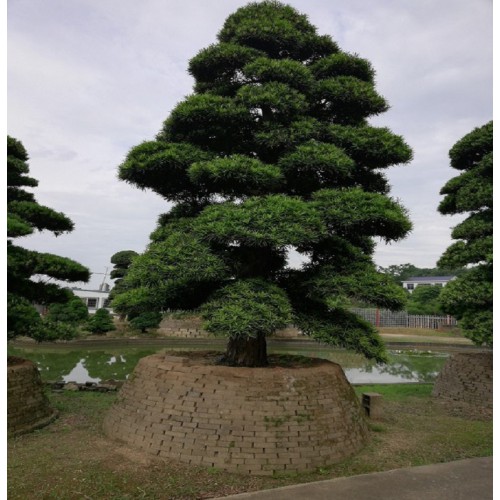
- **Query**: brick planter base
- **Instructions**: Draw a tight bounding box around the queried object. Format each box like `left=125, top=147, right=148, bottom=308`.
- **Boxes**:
left=8, top=357, right=58, bottom=436
left=103, top=353, right=369, bottom=475
left=432, top=351, right=492, bottom=408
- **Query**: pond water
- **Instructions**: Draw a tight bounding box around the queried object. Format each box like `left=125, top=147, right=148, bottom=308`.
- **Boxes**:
left=8, top=344, right=448, bottom=385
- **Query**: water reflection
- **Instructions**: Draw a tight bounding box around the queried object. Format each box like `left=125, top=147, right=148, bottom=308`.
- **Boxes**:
left=63, top=360, right=101, bottom=384
left=7, top=346, right=448, bottom=385
left=373, top=350, right=448, bottom=383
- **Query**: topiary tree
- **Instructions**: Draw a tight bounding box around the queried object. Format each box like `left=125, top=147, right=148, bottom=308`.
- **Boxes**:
left=109, top=250, right=138, bottom=300
left=437, top=121, right=493, bottom=346
left=87, top=308, right=115, bottom=334
left=7, top=136, right=90, bottom=340
left=113, top=1, right=413, bottom=366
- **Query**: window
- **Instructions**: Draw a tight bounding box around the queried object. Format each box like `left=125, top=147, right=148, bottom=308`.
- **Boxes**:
left=87, top=298, right=98, bottom=308
left=103, top=298, right=111, bottom=308
left=406, top=284, right=414, bottom=290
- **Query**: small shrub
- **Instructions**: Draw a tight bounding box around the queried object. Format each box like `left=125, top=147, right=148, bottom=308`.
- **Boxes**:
left=87, top=309, right=115, bottom=334
left=129, top=312, right=162, bottom=333
left=47, top=296, right=89, bottom=325
left=31, top=319, right=78, bottom=342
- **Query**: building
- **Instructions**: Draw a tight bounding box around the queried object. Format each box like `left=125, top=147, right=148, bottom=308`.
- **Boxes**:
left=401, top=276, right=455, bottom=293
left=71, top=284, right=112, bottom=313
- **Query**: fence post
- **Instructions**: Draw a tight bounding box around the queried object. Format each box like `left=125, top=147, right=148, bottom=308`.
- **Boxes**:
left=375, top=308, right=380, bottom=327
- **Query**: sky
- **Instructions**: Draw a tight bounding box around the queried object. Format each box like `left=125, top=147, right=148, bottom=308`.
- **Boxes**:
left=7, top=0, right=493, bottom=290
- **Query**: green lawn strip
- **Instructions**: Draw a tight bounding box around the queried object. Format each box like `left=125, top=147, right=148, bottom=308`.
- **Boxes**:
left=381, top=335, right=472, bottom=345
left=377, top=327, right=472, bottom=345
left=377, top=327, right=467, bottom=339
left=354, top=383, right=433, bottom=401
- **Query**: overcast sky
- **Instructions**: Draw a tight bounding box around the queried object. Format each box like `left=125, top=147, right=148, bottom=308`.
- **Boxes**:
left=7, top=0, right=493, bottom=290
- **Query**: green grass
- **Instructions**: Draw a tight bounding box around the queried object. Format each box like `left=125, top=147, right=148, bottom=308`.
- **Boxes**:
left=377, top=327, right=466, bottom=339
left=354, top=383, right=433, bottom=401
left=8, top=384, right=492, bottom=499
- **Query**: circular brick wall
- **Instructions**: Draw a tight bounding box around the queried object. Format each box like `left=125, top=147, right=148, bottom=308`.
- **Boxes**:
left=7, top=357, right=58, bottom=436
left=103, top=353, right=369, bottom=475
left=432, top=352, right=492, bottom=408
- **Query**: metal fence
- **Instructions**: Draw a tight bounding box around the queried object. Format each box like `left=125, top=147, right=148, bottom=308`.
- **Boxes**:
left=350, top=308, right=458, bottom=329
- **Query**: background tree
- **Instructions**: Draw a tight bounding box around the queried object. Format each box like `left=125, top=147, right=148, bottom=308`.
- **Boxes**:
left=47, top=294, right=89, bottom=325
left=113, top=1, right=413, bottom=366
left=87, top=308, right=115, bottom=334
left=7, top=136, right=90, bottom=339
left=377, top=263, right=465, bottom=286
left=109, top=250, right=138, bottom=300
left=437, top=121, right=493, bottom=346
left=406, top=285, right=443, bottom=316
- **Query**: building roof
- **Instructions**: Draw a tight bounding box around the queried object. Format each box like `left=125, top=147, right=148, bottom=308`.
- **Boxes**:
left=403, top=276, right=455, bottom=282
left=71, top=287, right=110, bottom=294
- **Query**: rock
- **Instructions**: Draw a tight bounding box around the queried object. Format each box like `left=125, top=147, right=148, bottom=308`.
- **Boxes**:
left=101, top=379, right=124, bottom=389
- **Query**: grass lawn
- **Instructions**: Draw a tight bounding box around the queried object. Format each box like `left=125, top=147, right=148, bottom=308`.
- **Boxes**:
left=377, top=327, right=463, bottom=337
left=377, top=327, right=473, bottom=345
left=8, top=384, right=491, bottom=500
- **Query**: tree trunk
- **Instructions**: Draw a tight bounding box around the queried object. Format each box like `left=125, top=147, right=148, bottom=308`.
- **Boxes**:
left=223, top=334, right=268, bottom=367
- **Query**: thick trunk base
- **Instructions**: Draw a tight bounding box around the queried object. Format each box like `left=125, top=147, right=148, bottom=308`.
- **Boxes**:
left=223, top=335, right=268, bottom=367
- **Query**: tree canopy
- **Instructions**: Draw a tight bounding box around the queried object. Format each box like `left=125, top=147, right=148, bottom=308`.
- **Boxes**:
left=7, top=136, right=90, bottom=339
left=437, top=121, right=493, bottom=346
left=113, top=1, right=413, bottom=365
left=109, top=250, right=138, bottom=301
left=406, top=285, right=443, bottom=316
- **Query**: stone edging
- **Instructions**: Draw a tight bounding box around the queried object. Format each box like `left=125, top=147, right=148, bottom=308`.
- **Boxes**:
left=8, top=409, right=59, bottom=438
left=45, top=380, right=124, bottom=392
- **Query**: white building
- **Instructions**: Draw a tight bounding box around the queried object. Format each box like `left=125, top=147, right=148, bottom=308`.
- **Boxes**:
left=71, top=284, right=112, bottom=314
left=401, top=276, right=456, bottom=293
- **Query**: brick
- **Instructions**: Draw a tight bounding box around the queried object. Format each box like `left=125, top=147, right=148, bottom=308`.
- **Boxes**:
left=102, top=353, right=371, bottom=476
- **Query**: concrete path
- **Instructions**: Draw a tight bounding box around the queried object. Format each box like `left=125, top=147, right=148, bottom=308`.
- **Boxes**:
left=214, top=457, right=492, bottom=500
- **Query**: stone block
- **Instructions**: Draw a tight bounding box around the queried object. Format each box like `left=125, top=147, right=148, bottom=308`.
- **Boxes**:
left=362, top=392, right=383, bottom=419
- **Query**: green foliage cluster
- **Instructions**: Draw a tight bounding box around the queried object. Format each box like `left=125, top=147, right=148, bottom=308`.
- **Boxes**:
left=406, top=286, right=443, bottom=316
left=34, top=295, right=90, bottom=342
left=31, top=319, right=78, bottom=343
left=7, top=136, right=90, bottom=340
left=47, top=296, right=89, bottom=325
left=87, top=309, right=115, bottom=334
left=438, top=122, right=493, bottom=345
left=129, top=312, right=162, bottom=333
left=202, top=279, right=292, bottom=339
left=113, top=1, right=414, bottom=363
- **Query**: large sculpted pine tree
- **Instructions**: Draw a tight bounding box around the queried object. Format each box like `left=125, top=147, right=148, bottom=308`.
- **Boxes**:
left=7, top=136, right=90, bottom=339
left=114, top=1, right=413, bottom=366
left=438, top=121, right=493, bottom=346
